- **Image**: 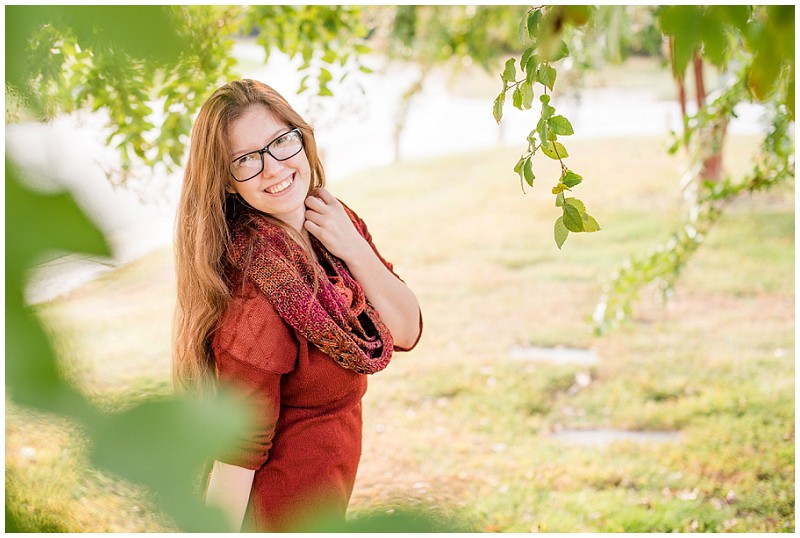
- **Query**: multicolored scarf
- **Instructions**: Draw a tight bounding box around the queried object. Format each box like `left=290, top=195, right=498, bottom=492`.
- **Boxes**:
left=229, top=213, right=393, bottom=374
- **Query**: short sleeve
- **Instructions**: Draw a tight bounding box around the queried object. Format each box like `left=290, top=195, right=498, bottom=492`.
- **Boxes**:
left=212, top=278, right=298, bottom=469
left=214, top=278, right=298, bottom=375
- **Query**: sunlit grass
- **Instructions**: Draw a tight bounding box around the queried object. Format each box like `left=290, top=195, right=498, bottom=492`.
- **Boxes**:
left=8, top=133, right=794, bottom=532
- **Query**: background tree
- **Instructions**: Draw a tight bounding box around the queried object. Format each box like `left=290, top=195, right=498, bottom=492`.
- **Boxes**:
left=7, top=5, right=370, bottom=193
left=493, top=5, right=794, bottom=328
left=367, top=5, right=527, bottom=161
left=595, top=5, right=794, bottom=333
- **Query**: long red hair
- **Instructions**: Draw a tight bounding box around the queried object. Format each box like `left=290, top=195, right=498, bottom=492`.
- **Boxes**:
left=172, top=79, right=326, bottom=393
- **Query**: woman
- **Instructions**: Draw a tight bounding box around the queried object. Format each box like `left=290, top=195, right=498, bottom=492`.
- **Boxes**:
left=172, top=79, right=422, bottom=532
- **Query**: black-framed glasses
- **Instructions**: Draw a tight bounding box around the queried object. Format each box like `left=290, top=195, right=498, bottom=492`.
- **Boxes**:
left=229, top=128, right=304, bottom=182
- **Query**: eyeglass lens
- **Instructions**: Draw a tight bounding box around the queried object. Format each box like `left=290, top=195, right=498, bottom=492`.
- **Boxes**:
left=230, top=129, right=303, bottom=182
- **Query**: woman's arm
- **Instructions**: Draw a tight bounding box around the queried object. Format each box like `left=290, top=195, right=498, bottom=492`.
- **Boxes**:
left=205, top=460, right=255, bottom=532
left=304, top=189, right=421, bottom=349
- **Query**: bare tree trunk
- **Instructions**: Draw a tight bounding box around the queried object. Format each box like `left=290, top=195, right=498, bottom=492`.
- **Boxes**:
left=670, top=37, right=690, bottom=147
left=693, top=53, right=724, bottom=182
left=692, top=53, right=706, bottom=110
left=670, top=41, right=726, bottom=183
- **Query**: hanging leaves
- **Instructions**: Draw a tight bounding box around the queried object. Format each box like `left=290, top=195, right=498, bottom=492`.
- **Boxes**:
left=495, top=5, right=599, bottom=248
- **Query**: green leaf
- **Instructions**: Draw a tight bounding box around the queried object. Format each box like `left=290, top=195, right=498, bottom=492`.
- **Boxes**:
left=525, top=54, right=539, bottom=83
left=540, top=97, right=556, bottom=120
left=527, top=9, right=542, bottom=39
left=555, top=192, right=565, bottom=207
left=562, top=204, right=584, bottom=232
left=563, top=6, right=593, bottom=26
left=554, top=216, right=569, bottom=249
left=523, top=157, right=535, bottom=187
left=519, top=14, right=530, bottom=44
left=493, top=92, right=505, bottom=123
left=502, top=58, right=516, bottom=84
left=513, top=87, right=522, bottom=109
left=561, top=169, right=583, bottom=188
left=513, top=155, right=525, bottom=174
left=536, top=65, right=557, bottom=91
left=298, top=76, right=309, bottom=94
left=659, top=6, right=703, bottom=76
left=544, top=40, right=570, bottom=63
left=552, top=182, right=569, bottom=194
left=536, top=118, right=548, bottom=145
left=711, top=5, right=750, bottom=33
left=548, top=115, right=574, bottom=136
left=322, top=48, right=337, bottom=63
left=521, top=81, right=534, bottom=109
left=582, top=213, right=601, bottom=232
left=521, top=47, right=534, bottom=71
left=564, top=197, right=586, bottom=214
left=541, top=141, right=568, bottom=160
left=5, top=162, right=110, bottom=414
left=319, top=67, right=333, bottom=83
left=698, top=11, right=727, bottom=67
left=90, top=394, right=251, bottom=532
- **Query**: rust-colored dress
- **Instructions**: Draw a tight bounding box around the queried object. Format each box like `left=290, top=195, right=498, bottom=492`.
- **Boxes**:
left=212, top=211, right=421, bottom=532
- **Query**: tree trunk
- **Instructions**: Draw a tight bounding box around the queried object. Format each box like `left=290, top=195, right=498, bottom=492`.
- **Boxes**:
left=670, top=38, right=690, bottom=146
left=693, top=53, right=724, bottom=182
left=670, top=41, right=725, bottom=183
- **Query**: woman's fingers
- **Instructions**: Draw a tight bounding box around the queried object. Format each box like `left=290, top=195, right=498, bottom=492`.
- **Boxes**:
left=303, top=188, right=365, bottom=261
left=304, top=193, right=327, bottom=213
left=304, top=218, right=322, bottom=236
left=314, top=187, right=337, bottom=205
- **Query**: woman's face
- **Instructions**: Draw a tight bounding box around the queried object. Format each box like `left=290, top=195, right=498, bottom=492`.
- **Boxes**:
left=226, top=105, right=312, bottom=231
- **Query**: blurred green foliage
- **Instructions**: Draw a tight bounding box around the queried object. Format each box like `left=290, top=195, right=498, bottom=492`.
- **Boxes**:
left=5, top=160, right=251, bottom=531
left=660, top=5, right=795, bottom=115
left=595, top=5, right=795, bottom=333
left=4, top=5, right=363, bottom=532
left=372, top=5, right=528, bottom=161
left=6, top=5, right=370, bottom=187
left=384, top=5, right=526, bottom=69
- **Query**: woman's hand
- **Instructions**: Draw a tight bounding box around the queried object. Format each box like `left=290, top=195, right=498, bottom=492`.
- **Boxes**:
left=305, top=188, right=422, bottom=349
left=304, top=188, right=370, bottom=263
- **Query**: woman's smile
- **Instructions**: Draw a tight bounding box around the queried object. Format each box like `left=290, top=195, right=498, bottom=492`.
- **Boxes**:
left=264, top=172, right=295, bottom=195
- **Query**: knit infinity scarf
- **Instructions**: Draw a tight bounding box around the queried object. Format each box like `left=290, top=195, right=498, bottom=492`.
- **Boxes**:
left=230, top=214, right=393, bottom=375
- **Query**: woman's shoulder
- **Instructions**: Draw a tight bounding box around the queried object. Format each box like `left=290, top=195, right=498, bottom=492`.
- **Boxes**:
left=213, top=277, right=297, bottom=375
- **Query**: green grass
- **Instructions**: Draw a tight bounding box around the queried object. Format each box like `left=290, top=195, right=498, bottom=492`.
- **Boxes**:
left=7, top=133, right=794, bottom=532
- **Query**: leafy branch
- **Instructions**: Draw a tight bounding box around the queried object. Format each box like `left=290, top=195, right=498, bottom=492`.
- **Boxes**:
left=594, top=65, right=795, bottom=334
left=10, top=6, right=372, bottom=193
left=593, top=5, right=795, bottom=333
left=494, top=6, right=599, bottom=249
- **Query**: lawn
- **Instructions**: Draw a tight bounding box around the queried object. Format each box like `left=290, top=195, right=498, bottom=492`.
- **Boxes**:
left=6, top=133, right=794, bottom=532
